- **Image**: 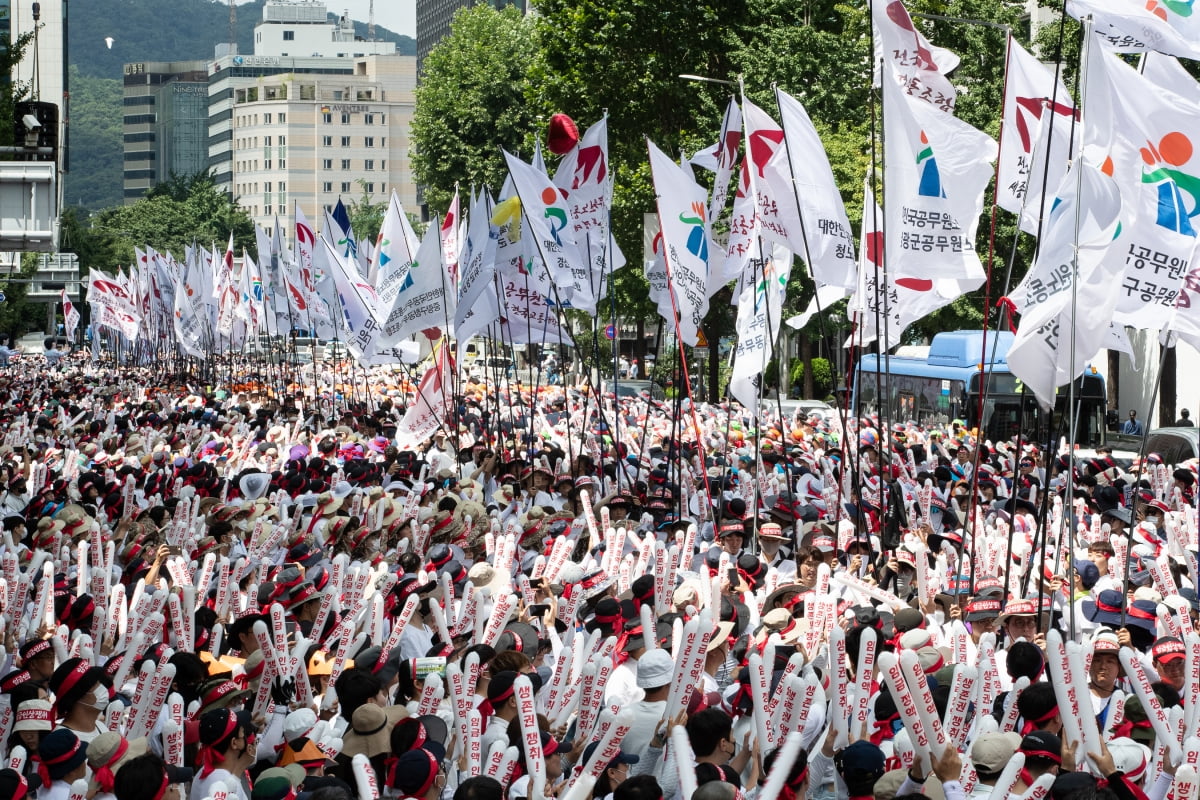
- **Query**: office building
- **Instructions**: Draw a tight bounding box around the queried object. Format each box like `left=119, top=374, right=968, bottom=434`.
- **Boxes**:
left=416, top=0, right=525, bottom=71
left=223, top=53, right=417, bottom=230
left=121, top=60, right=209, bottom=201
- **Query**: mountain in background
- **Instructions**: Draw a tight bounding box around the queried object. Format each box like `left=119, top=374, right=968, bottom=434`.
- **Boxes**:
left=65, top=0, right=414, bottom=210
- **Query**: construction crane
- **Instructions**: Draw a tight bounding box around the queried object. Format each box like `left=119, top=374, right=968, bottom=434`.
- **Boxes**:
left=368, top=0, right=375, bottom=40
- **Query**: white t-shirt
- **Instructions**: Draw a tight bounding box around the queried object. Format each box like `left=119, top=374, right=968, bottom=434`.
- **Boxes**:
left=190, top=769, right=249, bottom=800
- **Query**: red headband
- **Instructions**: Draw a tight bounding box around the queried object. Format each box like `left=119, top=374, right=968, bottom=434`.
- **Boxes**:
left=151, top=771, right=170, bottom=800
left=414, top=748, right=440, bottom=798
left=93, top=738, right=130, bottom=793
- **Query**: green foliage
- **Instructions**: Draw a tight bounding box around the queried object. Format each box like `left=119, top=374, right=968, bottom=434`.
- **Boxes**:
left=348, top=179, right=386, bottom=243
left=0, top=25, right=34, bottom=148
left=68, top=0, right=414, bottom=79
left=64, top=66, right=123, bottom=210
left=411, top=5, right=540, bottom=215
left=80, top=173, right=256, bottom=266
left=787, top=357, right=833, bottom=395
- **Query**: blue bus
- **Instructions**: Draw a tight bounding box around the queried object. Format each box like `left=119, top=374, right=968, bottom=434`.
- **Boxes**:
left=853, top=330, right=1107, bottom=446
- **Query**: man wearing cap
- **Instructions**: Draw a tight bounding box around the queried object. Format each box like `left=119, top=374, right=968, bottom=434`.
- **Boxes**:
left=757, top=522, right=796, bottom=580
left=998, top=598, right=1042, bottom=649
left=1089, top=631, right=1123, bottom=729
left=1151, top=636, right=1186, bottom=692
left=968, top=732, right=1022, bottom=799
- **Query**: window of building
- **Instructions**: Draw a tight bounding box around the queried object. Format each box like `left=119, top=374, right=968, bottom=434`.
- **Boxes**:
left=264, top=113, right=272, bottom=124
left=333, top=90, right=344, bottom=100
left=279, top=160, right=286, bottom=169
left=265, top=181, right=272, bottom=192
left=364, top=113, right=374, bottom=125
left=264, top=160, right=272, bottom=170
left=283, top=30, right=295, bottom=40
left=340, top=182, right=351, bottom=193
left=380, top=160, right=386, bottom=170
left=323, top=112, right=332, bottom=124
left=265, top=136, right=272, bottom=146
left=341, top=159, right=351, bottom=170
left=364, top=159, right=374, bottom=171
left=341, top=113, right=351, bottom=124
left=379, top=114, right=385, bottom=125
left=300, top=85, right=316, bottom=100
left=380, top=137, right=386, bottom=148
left=278, top=113, right=286, bottom=123
left=380, top=183, right=386, bottom=194
left=278, top=182, right=286, bottom=193
left=322, top=182, right=332, bottom=193
left=364, top=136, right=374, bottom=147
left=279, top=136, right=286, bottom=146
left=341, top=136, right=351, bottom=147
left=323, top=136, right=332, bottom=147
left=322, top=158, right=332, bottom=170
left=365, top=182, right=375, bottom=193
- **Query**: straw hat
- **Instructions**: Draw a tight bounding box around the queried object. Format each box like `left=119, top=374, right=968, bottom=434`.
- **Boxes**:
left=341, top=704, right=407, bottom=758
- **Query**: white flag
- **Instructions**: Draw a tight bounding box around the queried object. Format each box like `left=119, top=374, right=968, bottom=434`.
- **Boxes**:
left=61, top=289, right=79, bottom=341
left=1085, top=42, right=1200, bottom=331
left=647, top=138, right=712, bottom=346
left=381, top=222, right=454, bottom=345
left=873, top=0, right=960, bottom=112
left=454, top=190, right=500, bottom=358
left=997, top=40, right=1076, bottom=234
left=1067, top=0, right=1200, bottom=59
left=730, top=240, right=792, bottom=420
left=882, top=73, right=996, bottom=281
left=774, top=87, right=858, bottom=289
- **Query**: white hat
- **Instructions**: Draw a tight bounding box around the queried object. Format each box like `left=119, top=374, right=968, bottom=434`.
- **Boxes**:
left=284, top=708, right=318, bottom=744
left=636, top=649, right=674, bottom=689
left=13, top=699, right=52, bottom=732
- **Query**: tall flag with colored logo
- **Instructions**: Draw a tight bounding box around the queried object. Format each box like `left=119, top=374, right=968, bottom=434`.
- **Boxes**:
left=872, top=0, right=960, bottom=112
left=1084, top=42, right=1200, bottom=332
left=1067, top=0, right=1200, bottom=59
left=504, top=150, right=588, bottom=308
left=647, top=138, right=712, bottom=346
left=773, top=87, right=858, bottom=289
left=730, top=240, right=792, bottom=420
left=381, top=222, right=453, bottom=346
left=848, top=183, right=981, bottom=350
left=998, top=40, right=1076, bottom=235
left=882, top=73, right=996, bottom=281
left=373, top=191, right=421, bottom=320
left=1006, top=159, right=1125, bottom=409
left=61, top=289, right=78, bottom=341
left=553, top=117, right=625, bottom=310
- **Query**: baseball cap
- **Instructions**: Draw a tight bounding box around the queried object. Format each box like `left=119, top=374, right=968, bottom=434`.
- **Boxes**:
left=971, top=732, right=1022, bottom=775
left=1152, top=636, right=1186, bottom=663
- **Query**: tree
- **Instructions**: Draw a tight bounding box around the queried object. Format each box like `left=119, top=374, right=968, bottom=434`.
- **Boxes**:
left=348, top=179, right=386, bottom=243
left=411, top=5, right=540, bottom=215
left=0, top=14, right=34, bottom=148
left=81, top=173, right=256, bottom=266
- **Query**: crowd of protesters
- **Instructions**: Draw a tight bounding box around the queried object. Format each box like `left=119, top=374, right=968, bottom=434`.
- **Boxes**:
left=0, top=347, right=1190, bottom=800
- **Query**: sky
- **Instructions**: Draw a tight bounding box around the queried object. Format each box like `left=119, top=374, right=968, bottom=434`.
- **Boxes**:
left=241, top=0, right=415, bottom=39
